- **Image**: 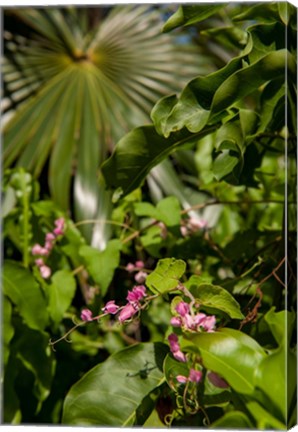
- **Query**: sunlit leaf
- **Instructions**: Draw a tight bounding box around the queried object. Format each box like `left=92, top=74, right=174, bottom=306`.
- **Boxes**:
left=146, top=258, right=186, bottom=294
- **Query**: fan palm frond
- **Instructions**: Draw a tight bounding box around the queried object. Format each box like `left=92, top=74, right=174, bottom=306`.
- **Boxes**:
left=3, top=5, right=213, bottom=247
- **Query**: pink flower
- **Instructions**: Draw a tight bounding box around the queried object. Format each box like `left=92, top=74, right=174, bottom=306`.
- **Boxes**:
left=194, top=313, right=207, bottom=326
left=176, top=301, right=190, bottom=317
left=168, top=333, right=180, bottom=352
left=39, top=265, right=51, bottom=279
left=168, top=333, right=187, bottom=362
left=180, top=226, right=188, bottom=237
left=201, top=315, right=216, bottom=332
left=134, top=271, right=147, bottom=284
left=170, top=316, right=182, bottom=327
left=184, top=313, right=197, bottom=330
left=176, top=375, right=188, bottom=383
left=53, top=217, right=65, bottom=236
left=125, top=263, right=135, bottom=272
left=45, top=240, right=54, bottom=251
left=118, top=303, right=138, bottom=322
left=80, top=308, right=93, bottom=321
left=127, top=285, right=147, bottom=303
left=35, top=258, right=44, bottom=267
left=208, top=372, right=229, bottom=388
left=189, top=369, right=202, bottom=383
left=46, top=232, right=56, bottom=242
left=102, top=300, right=119, bottom=315
left=135, top=260, right=144, bottom=269
left=173, top=350, right=187, bottom=362
left=32, top=243, right=49, bottom=256
left=188, top=217, right=207, bottom=231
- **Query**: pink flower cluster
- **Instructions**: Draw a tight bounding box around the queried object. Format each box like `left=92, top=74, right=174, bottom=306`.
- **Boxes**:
left=180, top=217, right=207, bottom=237
left=177, top=368, right=203, bottom=384
left=170, top=301, right=216, bottom=333
left=80, top=285, right=149, bottom=323
left=31, top=217, right=65, bottom=279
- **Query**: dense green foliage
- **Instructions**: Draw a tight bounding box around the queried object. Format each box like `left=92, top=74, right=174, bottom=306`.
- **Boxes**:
left=2, top=2, right=297, bottom=428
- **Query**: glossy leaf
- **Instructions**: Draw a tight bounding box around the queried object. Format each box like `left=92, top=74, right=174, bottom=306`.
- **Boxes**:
left=79, top=239, right=121, bottom=296
left=163, top=4, right=225, bottom=32
left=212, top=411, right=254, bottom=428
left=211, top=49, right=295, bottom=115
left=183, top=328, right=266, bottom=394
left=102, top=125, right=215, bottom=199
left=254, top=308, right=296, bottom=421
left=246, top=401, right=286, bottom=429
left=3, top=260, right=48, bottom=330
left=48, top=270, right=76, bottom=325
left=185, top=278, right=244, bottom=319
left=146, top=258, right=186, bottom=294
left=3, top=296, right=15, bottom=366
left=62, top=342, right=168, bottom=426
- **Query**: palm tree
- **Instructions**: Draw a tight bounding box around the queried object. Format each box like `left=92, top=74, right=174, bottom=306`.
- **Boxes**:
left=2, top=5, right=214, bottom=247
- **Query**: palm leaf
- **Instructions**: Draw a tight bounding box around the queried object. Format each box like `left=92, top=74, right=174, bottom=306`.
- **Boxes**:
left=3, top=5, right=214, bottom=247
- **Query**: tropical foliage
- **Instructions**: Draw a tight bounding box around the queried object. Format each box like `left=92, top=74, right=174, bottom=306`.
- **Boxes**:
left=2, top=2, right=297, bottom=429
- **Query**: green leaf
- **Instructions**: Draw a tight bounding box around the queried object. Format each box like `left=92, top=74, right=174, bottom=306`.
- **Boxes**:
left=13, top=322, right=56, bottom=405
left=182, top=328, right=266, bottom=394
left=156, top=196, right=181, bottom=229
left=48, top=270, right=76, bottom=325
left=246, top=401, right=286, bottom=430
left=264, top=307, right=295, bottom=347
left=253, top=308, right=297, bottom=421
left=213, top=150, right=240, bottom=182
left=62, top=342, right=168, bottom=426
left=146, top=258, right=186, bottom=295
left=163, top=5, right=225, bottom=32
left=3, top=357, right=22, bottom=423
left=211, top=49, right=295, bottom=115
left=3, top=260, right=48, bottom=330
left=212, top=411, right=254, bottom=428
left=3, top=296, right=15, bottom=366
left=102, top=125, right=215, bottom=199
left=79, top=239, right=121, bottom=297
left=185, top=278, right=244, bottom=319
left=134, top=196, right=181, bottom=229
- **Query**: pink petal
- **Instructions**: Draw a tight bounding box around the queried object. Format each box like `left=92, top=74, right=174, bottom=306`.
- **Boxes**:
left=189, top=369, right=202, bottom=383
left=118, top=303, right=138, bottom=322
left=176, top=375, right=188, bottom=383
left=80, top=308, right=93, bottom=321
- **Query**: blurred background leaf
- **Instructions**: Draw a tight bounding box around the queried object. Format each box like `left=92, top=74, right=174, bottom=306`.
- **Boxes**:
left=2, top=5, right=215, bottom=249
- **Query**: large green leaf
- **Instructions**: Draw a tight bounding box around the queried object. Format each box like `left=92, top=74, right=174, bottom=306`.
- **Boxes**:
left=3, top=260, right=48, bottom=330
left=253, top=308, right=296, bottom=422
left=79, top=239, right=121, bottom=296
left=246, top=401, right=286, bottom=429
left=185, top=278, right=244, bottom=319
left=62, top=342, right=168, bottom=426
left=182, top=328, right=266, bottom=394
left=212, top=411, right=254, bottom=429
left=48, top=270, right=76, bottom=325
left=163, top=4, right=225, bottom=32
left=101, top=125, right=216, bottom=199
left=146, top=258, right=186, bottom=295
